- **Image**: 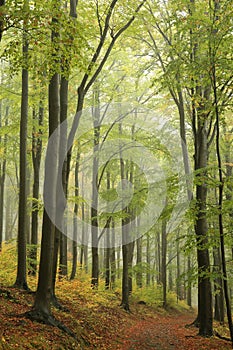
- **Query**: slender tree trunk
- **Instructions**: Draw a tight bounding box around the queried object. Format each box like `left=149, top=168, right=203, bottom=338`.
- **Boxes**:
left=213, top=246, right=224, bottom=323
left=70, top=149, right=80, bottom=280
left=120, top=143, right=130, bottom=311
left=29, top=104, right=43, bottom=275
left=105, top=236, right=110, bottom=289
left=157, top=229, right=161, bottom=284
left=91, top=88, right=100, bottom=288
left=187, top=254, right=192, bottom=307
left=0, top=104, right=8, bottom=251
left=146, top=233, right=151, bottom=286
left=168, top=243, right=173, bottom=292
left=110, top=219, right=116, bottom=289
left=0, top=0, right=5, bottom=42
left=161, top=219, right=167, bottom=308
left=14, top=19, right=29, bottom=290
left=128, top=241, right=134, bottom=294
left=105, top=172, right=111, bottom=289
left=80, top=174, right=88, bottom=273
left=176, top=231, right=182, bottom=301
left=136, top=235, right=142, bottom=288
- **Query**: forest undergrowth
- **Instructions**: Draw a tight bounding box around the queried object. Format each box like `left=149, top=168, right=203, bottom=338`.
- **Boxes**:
left=0, top=243, right=232, bottom=350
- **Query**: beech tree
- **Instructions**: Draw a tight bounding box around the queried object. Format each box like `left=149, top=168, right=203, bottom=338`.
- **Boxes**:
left=27, top=0, right=146, bottom=323
left=13, top=0, right=29, bottom=290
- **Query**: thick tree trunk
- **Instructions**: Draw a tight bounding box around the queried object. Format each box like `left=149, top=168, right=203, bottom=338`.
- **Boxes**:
left=32, top=10, right=60, bottom=315
left=194, top=113, right=213, bottom=336
left=212, top=47, right=233, bottom=342
left=58, top=75, right=69, bottom=278
left=33, top=68, right=59, bottom=316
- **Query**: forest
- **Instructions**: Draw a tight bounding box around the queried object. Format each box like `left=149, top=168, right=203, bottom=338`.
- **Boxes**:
left=0, top=0, right=233, bottom=349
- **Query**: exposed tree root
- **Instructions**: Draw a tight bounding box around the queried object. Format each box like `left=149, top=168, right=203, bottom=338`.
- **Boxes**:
left=12, top=281, right=31, bottom=292
left=185, top=317, right=199, bottom=328
left=120, top=302, right=131, bottom=312
left=25, top=310, right=78, bottom=341
left=214, top=331, right=231, bottom=342
left=0, top=288, right=17, bottom=302
left=51, top=294, right=70, bottom=312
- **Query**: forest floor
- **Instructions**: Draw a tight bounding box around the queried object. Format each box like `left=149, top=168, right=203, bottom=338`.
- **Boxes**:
left=0, top=280, right=232, bottom=350
left=114, top=311, right=231, bottom=350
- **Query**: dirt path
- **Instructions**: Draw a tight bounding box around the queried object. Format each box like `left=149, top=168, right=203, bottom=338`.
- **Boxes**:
left=113, top=312, right=231, bottom=350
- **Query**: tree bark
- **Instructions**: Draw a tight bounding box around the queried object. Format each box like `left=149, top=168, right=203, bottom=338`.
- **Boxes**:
left=213, top=246, right=224, bottom=323
left=110, top=219, right=116, bottom=289
left=136, top=234, right=142, bottom=288
left=29, top=104, right=43, bottom=275
left=91, top=86, right=100, bottom=288
left=32, top=11, right=60, bottom=316
left=70, top=148, right=80, bottom=280
left=194, top=112, right=213, bottom=336
left=161, top=219, right=167, bottom=308
left=14, top=19, right=29, bottom=290
left=0, top=104, right=8, bottom=251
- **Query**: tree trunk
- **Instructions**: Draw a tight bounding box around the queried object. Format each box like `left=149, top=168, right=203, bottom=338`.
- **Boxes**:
left=70, top=149, right=80, bottom=280
left=120, top=146, right=130, bottom=311
left=213, top=247, right=224, bottom=323
left=91, top=87, right=100, bottom=288
left=136, top=235, right=142, bottom=288
left=194, top=112, right=213, bottom=336
left=157, top=229, right=161, bottom=284
left=14, top=23, right=29, bottom=290
left=168, top=242, right=173, bottom=292
left=161, top=219, right=167, bottom=308
left=0, top=0, right=5, bottom=42
left=0, top=104, right=8, bottom=250
left=187, top=254, right=192, bottom=307
left=128, top=241, right=134, bottom=294
left=176, top=230, right=182, bottom=301
left=212, top=40, right=233, bottom=341
left=29, top=104, right=43, bottom=275
left=104, top=171, right=111, bottom=289
left=146, top=233, right=151, bottom=286
left=110, top=219, right=116, bottom=289
left=32, top=12, right=60, bottom=316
